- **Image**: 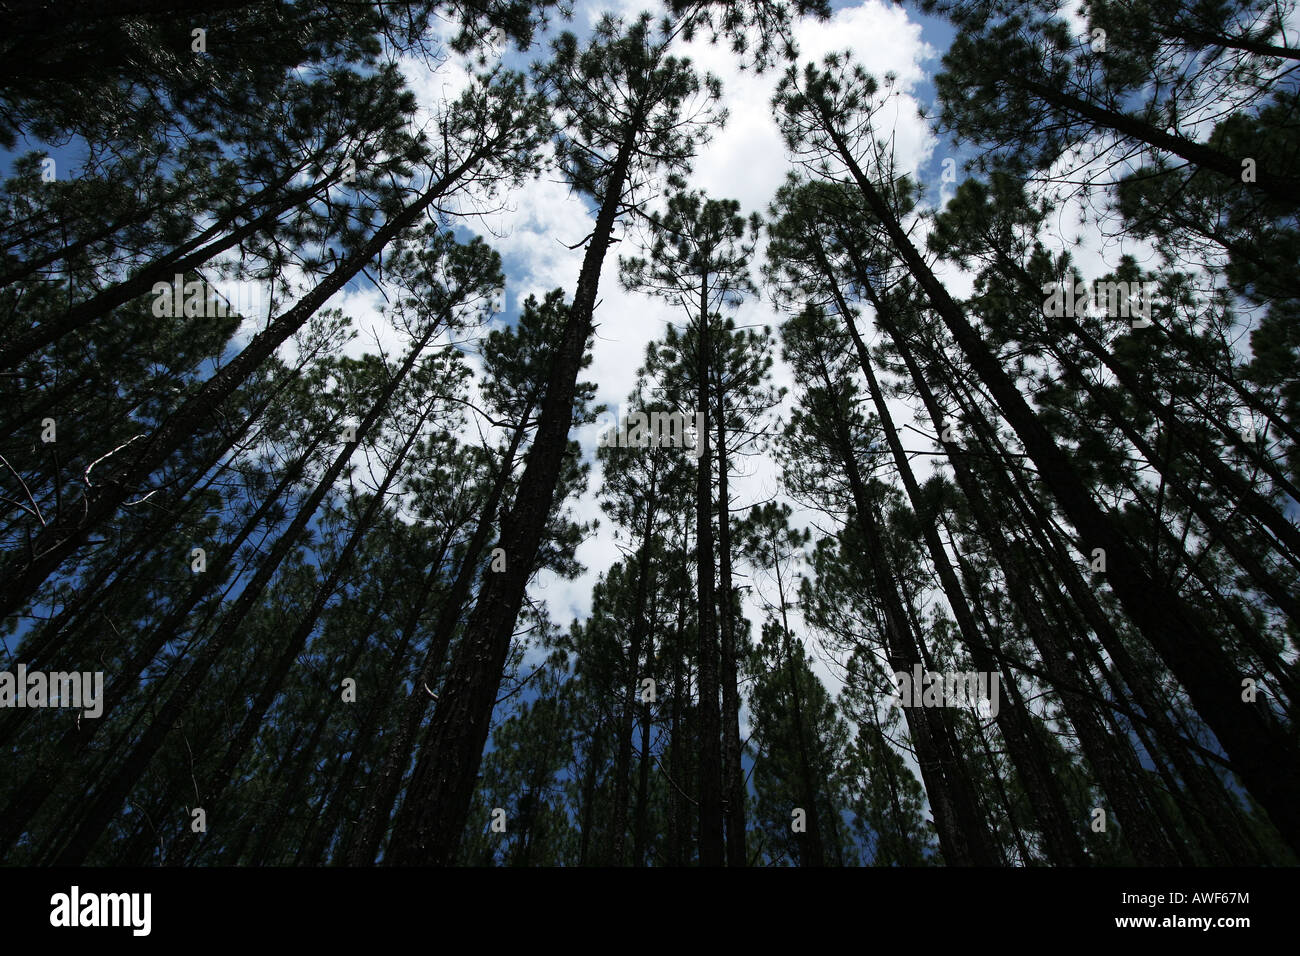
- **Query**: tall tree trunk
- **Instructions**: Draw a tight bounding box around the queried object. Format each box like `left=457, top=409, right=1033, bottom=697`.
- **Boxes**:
left=46, top=317, right=440, bottom=865
left=667, top=519, right=691, bottom=867
left=296, top=538, right=452, bottom=866
left=1016, top=76, right=1300, bottom=205
left=609, top=463, right=660, bottom=864
left=771, top=533, right=825, bottom=867
left=382, top=109, right=645, bottom=866
left=344, top=417, right=529, bottom=865
left=0, top=158, right=339, bottom=372
left=3, top=361, right=304, bottom=682
left=0, top=151, right=488, bottom=620
left=692, top=284, right=725, bottom=867
left=714, top=391, right=747, bottom=867
left=809, top=349, right=991, bottom=864
left=822, top=235, right=1088, bottom=864
left=828, top=130, right=1300, bottom=851
left=633, top=629, right=655, bottom=867
left=254, top=616, right=389, bottom=866
left=0, top=422, right=329, bottom=854
left=171, top=399, right=433, bottom=862
left=577, top=720, right=607, bottom=867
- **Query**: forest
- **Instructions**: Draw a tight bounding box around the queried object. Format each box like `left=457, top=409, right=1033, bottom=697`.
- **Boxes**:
left=0, top=0, right=1297, bottom=867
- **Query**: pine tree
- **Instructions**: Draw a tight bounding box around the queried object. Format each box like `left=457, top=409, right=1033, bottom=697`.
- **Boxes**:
left=385, top=11, right=723, bottom=865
